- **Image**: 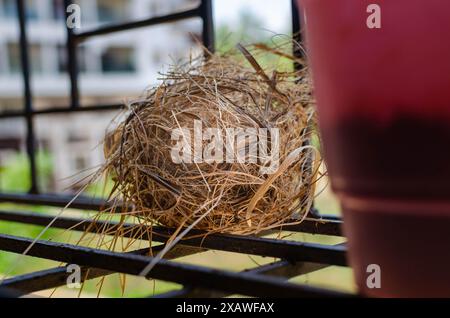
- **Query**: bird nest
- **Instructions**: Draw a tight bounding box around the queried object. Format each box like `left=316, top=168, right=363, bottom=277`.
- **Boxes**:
left=98, top=43, right=320, bottom=239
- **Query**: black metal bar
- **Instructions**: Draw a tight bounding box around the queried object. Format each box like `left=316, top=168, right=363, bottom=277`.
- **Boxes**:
left=0, top=287, right=20, bottom=298
left=319, top=214, right=343, bottom=222
left=2, top=245, right=204, bottom=296
left=155, top=259, right=330, bottom=298
left=64, top=0, right=80, bottom=109
left=0, top=192, right=342, bottom=219
left=284, top=218, right=343, bottom=237
left=0, top=193, right=115, bottom=210
left=17, top=0, right=38, bottom=194
left=0, top=234, right=352, bottom=298
left=0, top=210, right=347, bottom=265
left=0, top=209, right=343, bottom=237
left=74, top=8, right=201, bottom=41
left=0, top=192, right=343, bottom=223
left=199, top=0, right=215, bottom=53
left=2, top=267, right=68, bottom=296
left=168, top=231, right=347, bottom=266
left=291, top=0, right=303, bottom=58
left=0, top=206, right=342, bottom=236
left=157, top=243, right=345, bottom=298
left=0, top=207, right=343, bottom=238
left=0, top=103, right=125, bottom=119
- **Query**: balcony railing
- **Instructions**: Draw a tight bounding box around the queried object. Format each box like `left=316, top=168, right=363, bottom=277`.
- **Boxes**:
left=0, top=0, right=354, bottom=298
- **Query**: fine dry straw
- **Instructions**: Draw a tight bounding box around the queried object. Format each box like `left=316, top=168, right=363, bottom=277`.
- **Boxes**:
left=82, top=41, right=321, bottom=266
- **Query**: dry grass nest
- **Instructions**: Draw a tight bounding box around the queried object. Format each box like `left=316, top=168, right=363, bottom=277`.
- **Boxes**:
left=96, top=42, right=321, bottom=240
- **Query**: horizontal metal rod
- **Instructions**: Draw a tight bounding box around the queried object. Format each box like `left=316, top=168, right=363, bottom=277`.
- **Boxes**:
left=0, top=192, right=343, bottom=233
left=0, top=234, right=351, bottom=298
left=155, top=259, right=330, bottom=298
left=154, top=228, right=347, bottom=266
left=157, top=242, right=347, bottom=298
left=0, top=208, right=342, bottom=237
left=317, top=214, right=342, bottom=222
left=0, top=287, right=21, bottom=298
left=284, top=218, right=342, bottom=236
left=2, top=245, right=205, bottom=296
left=0, top=210, right=346, bottom=265
left=0, top=104, right=124, bottom=119
left=0, top=193, right=114, bottom=210
left=2, top=247, right=153, bottom=296
left=75, top=8, right=200, bottom=41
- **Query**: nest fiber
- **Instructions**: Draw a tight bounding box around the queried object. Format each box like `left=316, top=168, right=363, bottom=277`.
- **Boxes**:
left=101, top=44, right=319, bottom=236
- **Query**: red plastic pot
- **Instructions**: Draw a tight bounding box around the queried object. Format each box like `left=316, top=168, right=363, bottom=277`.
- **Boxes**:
left=298, top=0, right=450, bottom=297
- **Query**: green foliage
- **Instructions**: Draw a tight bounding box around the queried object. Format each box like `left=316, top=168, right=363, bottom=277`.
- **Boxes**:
left=86, top=175, right=115, bottom=199
left=0, top=151, right=57, bottom=275
left=216, top=10, right=293, bottom=72
left=216, top=10, right=269, bottom=53
left=0, top=223, right=60, bottom=275
left=0, top=151, right=53, bottom=192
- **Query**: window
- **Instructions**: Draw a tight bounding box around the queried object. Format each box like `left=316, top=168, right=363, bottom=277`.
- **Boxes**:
left=101, top=47, right=135, bottom=73
left=57, top=45, right=66, bottom=73
left=0, top=138, right=21, bottom=152
left=29, top=44, right=43, bottom=74
left=6, top=43, right=21, bottom=74
left=67, top=131, right=87, bottom=143
left=74, top=155, right=88, bottom=171
left=149, top=0, right=199, bottom=17
left=7, top=42, right=43, bottom=74
left=97, top=0, right=129, bottom=23
left=0, top=0, right=39, bottom=20
left=25, top=0, right=38, bottom=20
left=57, top=45, right=88, bottom=74
left=0, top=46, right=7, bottom=74
left=0, top=0, right=16, bottom=18
left=52, top=0, right=65, bottom=21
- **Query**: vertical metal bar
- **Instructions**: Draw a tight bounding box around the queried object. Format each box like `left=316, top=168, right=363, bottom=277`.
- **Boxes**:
left=291, top=0, right=319, bottom=217
left=17, top=0, right=38, bottom=194
left=64, top=0, right=80, bottom=109
left=291, top=0, right=304, bottom=67
left=199, top=0, right=215, bottom=53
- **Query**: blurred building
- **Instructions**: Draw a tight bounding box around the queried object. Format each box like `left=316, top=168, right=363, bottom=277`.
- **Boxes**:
left=0, top=0, right=200, bottom=191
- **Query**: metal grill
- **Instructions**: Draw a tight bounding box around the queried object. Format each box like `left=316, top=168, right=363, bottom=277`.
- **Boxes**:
left=0, top=0, right=353, bottom=298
